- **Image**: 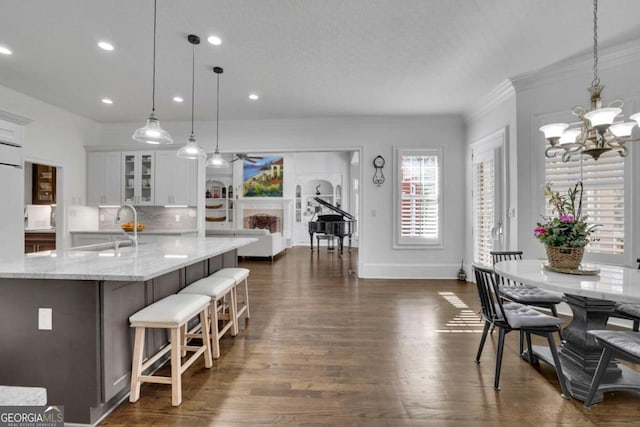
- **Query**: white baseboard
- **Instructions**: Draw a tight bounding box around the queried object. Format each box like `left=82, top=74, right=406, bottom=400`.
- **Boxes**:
left=360, top=263, right=458, bottom=279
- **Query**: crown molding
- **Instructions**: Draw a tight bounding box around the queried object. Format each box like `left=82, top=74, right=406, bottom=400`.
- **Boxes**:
left=511, top=37, right=640, bottom=93
left=465, top=79, right=515, bottom=123
left=0, top=109, right=33, bottom=125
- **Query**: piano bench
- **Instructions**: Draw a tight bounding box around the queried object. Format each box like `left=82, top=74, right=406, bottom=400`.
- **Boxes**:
left=316, top=234, right=336, bottom=250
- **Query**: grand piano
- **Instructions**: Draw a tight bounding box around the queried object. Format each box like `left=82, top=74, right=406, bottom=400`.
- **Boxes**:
left=308, top=197, right=356, bottom=255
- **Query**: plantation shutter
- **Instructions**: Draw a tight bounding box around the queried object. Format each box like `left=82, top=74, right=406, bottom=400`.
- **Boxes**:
left=473, top=153, right=495, bottom=266
left=544, top=154, right=624, bottom=255
left=397, top=150, right=441, bottom=245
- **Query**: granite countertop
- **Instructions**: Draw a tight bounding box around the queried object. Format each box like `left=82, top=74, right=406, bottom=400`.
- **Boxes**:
left=25, top=228, right=56, bottom=233
left=0, top=236, right=256, bottom=281
left=70, top=229, right=198, bottom=235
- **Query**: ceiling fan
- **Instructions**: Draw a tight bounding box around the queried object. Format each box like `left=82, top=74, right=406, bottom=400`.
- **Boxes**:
left=232, top=153, right=264, bottom=163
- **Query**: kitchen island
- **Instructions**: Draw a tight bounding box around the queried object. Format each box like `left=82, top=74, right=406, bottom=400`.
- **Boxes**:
left=0, top=236, right=256, bottom=424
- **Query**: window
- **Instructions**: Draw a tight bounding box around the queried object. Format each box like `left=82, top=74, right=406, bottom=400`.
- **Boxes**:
left=473, top=152, right=495, bottom=266
left=545, top=153, right=624, bottom=258
left=394, top=148, right=442, bottom=246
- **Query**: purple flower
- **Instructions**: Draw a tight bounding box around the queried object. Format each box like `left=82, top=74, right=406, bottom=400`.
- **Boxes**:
left=559, top=214, right=574, bottom=223
left=534, top=227, right=547, bottom=236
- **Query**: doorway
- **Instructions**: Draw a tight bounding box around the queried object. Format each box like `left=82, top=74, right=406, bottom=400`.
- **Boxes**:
left=24, top=161, right=60, bottom=253
left=471, top=129, right=507, bottom=266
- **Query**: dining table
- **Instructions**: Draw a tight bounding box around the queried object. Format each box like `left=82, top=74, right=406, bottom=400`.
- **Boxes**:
left=494, top=259, right=640, bottom=403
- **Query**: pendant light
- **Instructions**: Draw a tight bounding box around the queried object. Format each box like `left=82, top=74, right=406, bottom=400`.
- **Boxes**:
left=206, top=67, right=230, bottom=168
left=177, top=34, right=205, bottom=159
left=132, top=0, right=173, bottom=145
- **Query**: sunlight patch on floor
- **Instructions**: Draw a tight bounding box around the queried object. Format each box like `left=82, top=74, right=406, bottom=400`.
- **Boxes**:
left=436, top=292, right=485, bottom=333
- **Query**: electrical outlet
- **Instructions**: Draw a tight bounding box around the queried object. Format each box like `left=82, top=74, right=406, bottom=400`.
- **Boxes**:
left=38, top=308, right=52, bottom=330
left=99, top=214, right=105, bottom=221
left=188, top=210, right=196, bottom=217
left=175, top=215, right=181, bottom=222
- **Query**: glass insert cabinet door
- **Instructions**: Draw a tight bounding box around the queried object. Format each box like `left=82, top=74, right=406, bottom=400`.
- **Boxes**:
left=122, top=152, right=155, bottom=205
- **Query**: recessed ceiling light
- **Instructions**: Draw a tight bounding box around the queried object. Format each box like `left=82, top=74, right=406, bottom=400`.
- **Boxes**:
left=173, top=96, right=184, bottom=103
left=98, top=41, right=114, bottom=51
left=0, top=45, right=12, bottom=55
left=207, top=36, right=222, bottom=46
left=102, top=98, right=113, bottom=104
left=249, top=93, right=259, bottom=101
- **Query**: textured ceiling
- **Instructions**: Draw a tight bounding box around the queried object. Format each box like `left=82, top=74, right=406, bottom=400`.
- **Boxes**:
left=2, top=0, right=640, bottom=123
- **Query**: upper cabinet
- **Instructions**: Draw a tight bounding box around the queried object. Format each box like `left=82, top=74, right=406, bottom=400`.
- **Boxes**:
left=122, top=152, right=154, bottom=205
left=87, top=150, right=198, bottom=207
left=32, top=164, right=56, bottom=205
left=87, top=152, right=121, bottom=206
left=155, top=152, right=197, bottom=206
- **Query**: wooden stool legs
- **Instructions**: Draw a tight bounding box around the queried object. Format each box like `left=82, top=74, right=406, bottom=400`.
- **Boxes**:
left=129, top=306, right=212, bottom=406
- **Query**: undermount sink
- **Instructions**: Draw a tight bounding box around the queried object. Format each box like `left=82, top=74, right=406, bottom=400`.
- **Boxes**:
left=72, top=240, right=144, bottom=252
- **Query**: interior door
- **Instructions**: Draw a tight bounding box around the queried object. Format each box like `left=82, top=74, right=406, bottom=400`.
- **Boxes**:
left=472, top=132, right=505, bottom=266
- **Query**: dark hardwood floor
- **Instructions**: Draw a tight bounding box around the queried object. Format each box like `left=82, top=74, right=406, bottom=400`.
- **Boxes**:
left=101, top=247, right=640, bottom=426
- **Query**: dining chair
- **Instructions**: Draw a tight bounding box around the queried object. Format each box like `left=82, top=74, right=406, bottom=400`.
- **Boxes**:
left=473, top=264, right=570, bottom=397
left=584, top=330, right=640, bottom=407
left=607, top=258, right=640, bottom=332
left=491, top=251, right=565, bottom=353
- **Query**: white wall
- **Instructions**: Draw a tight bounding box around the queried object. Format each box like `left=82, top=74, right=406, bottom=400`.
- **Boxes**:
left=99, top=116, right=466, bottom=278
left=464, top=81, right=518, bottom=272
left=0, top=84, right=100, bottom=249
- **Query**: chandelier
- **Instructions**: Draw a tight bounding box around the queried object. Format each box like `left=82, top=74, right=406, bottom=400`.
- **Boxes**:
left=540, top=0, right=639, bottom=162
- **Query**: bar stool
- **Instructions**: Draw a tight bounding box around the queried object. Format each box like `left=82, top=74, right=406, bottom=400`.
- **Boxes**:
left=212, top=268, right=250, bottom=334
left=179, top=275, right=237, bottom=358
left=129, top=294, right=212, bottom=406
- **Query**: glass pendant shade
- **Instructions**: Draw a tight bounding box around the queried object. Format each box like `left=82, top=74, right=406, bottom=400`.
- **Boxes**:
left=206, top=148, right=230, bottom=168
left=629, top=113, right=640, bottom=127
left=176, top=134, right=205, bottom=159
left=177, top=34, right=204, bottom=160
left=540, top=123, right=569, bottom=139
left=584, top=107, right=621, bottom=127
left=132, top=113, right=173, bottom=144
left=133, top=0, right=172, bottom=145
left=609, top=122, right=636, bottom=138
left=559, top=128, right=581, bottom=145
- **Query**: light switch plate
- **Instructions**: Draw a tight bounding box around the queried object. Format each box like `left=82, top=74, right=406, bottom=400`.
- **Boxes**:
left=38, top=308, right=52, bottom=330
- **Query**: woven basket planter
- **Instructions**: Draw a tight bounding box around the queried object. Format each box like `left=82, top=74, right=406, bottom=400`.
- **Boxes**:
left=545, top=246, right=584, bottom=270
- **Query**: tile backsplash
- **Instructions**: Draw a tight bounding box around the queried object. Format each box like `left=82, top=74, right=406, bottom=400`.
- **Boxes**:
left=99, top=206, right=197, bottom=231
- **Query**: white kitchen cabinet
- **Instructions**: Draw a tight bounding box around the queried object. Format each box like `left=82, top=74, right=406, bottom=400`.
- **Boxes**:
left=87, top=152, right=122, bottom=206
left=122, top=152, right=154, bottom=205
left=155, top=151, right=197, bottom=206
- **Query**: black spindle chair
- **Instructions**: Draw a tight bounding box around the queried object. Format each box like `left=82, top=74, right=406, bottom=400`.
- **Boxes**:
left=473, top=264, right=569, bottom=397
left=607, top=258, right=640, bottom=331
left=491, top=251, right=564, bottom=354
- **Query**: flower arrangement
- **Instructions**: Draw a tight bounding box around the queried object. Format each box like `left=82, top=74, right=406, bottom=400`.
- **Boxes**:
left=534, top=181, right=599, bottom=248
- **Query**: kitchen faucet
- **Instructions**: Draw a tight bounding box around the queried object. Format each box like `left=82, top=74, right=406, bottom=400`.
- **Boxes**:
left=114, top=203, right=138, bottom=249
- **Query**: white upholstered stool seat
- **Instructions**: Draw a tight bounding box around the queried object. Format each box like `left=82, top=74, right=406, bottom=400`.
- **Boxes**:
left=212, top=268, right=251, bottom=333
left=180, top=276, right=237, bottom=358
left=0, top=386, right=47, bottom=405
left=129, top=294, right=213, bottom=406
